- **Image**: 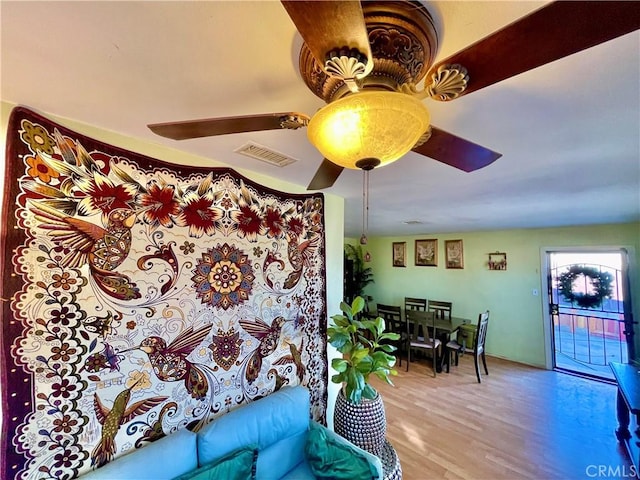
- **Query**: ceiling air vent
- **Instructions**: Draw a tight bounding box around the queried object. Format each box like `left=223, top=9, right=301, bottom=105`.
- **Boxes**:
left=234, top=142, right=297, bottom=167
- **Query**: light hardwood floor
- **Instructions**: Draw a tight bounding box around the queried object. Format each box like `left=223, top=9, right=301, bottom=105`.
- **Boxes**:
left=370, top=355, right=637, bottom=480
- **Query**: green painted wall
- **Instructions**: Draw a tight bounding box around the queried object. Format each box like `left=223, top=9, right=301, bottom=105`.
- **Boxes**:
left=354, top=224, right=640, bottom=367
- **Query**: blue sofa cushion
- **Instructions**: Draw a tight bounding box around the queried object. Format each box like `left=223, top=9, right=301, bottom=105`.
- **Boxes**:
left=172, top=446, right=257, bottom=480
left=255, top=430, right=307, bottom=480
left=304, top=422, right=379, bottom=480
left=197, top=386, right=310, bottom=472
left=280, top=461, right=316, bottom=480
left=79, top=427, right=198, bottom=480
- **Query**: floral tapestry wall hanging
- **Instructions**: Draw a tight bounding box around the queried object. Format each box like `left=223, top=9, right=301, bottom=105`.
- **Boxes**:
left=0, top=107, right=328, bottom=480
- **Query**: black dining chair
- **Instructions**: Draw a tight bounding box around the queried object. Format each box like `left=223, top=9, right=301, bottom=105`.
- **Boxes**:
left=445, top=310, right=490, bottom=383
left=427, top=300, right=452, bottom=320
left=405, top=309, right=441, bottom=377
left=404, top=297, right=427, bottom=312
left=376, top=303, right=406, bottom=366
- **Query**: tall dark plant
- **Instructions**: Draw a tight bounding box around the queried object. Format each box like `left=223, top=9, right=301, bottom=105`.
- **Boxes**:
left=344, top=244, right=374, bottom=303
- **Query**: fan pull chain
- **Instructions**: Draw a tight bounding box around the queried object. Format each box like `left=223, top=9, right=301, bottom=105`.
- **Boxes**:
left=360, top=169, right=369, bottom=245
left=365, top=169, right=370, bottom=236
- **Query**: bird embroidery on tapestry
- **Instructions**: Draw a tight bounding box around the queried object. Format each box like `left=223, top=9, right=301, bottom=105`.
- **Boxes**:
left=267, top=368, right=290, bottom=391
left=91, top=378, right=167, bottom=468
left=28, top=200, right=142, bottom=300
left=239, top=316, right=288, bottom=383
left=283, top=235, right=319, bottom=290
left=124, top=324, right=212, bottom=400
left=273, top=339, right=305, bottom=384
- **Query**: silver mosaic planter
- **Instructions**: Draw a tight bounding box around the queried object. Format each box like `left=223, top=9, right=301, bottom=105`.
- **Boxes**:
left=333, top=388, right=386, bottom=456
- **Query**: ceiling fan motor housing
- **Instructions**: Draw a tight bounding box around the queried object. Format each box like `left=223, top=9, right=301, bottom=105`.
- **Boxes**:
left=299, top=0, right=439, bottom=103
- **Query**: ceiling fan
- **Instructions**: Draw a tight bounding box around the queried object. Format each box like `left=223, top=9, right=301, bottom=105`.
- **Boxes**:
left=148, top=1, right=639, bottom=190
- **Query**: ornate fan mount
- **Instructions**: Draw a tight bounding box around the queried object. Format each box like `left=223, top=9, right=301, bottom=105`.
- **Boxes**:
left=299, top=0, right=439, bottom=103
left=324, top=47, right=369, bottom=93
left=400, top=64, right=470, bottom=101
left=279, top=114, right=310, bottom=130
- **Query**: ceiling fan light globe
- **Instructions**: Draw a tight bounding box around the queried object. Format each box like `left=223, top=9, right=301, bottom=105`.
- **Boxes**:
left=307, top=91, right=430, bottom=170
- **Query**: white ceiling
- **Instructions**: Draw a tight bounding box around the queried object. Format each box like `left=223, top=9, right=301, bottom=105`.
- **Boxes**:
left=2, top=1, right=639, bottom=237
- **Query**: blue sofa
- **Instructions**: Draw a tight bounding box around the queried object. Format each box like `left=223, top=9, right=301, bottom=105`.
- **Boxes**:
left=79, top=386, right=383, bottom=479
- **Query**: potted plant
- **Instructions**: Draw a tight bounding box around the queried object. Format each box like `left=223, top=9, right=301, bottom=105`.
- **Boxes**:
left=344, top=244, right=374, bottom=304
left=328, top=296, right=400, bottom=456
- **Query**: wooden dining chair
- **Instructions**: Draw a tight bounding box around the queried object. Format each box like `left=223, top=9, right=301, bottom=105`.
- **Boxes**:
left=428, top=300, right=452, bottom=320
left=445, top=310, right=490, bottom=383
left=405, top=309, right=441, bottom=377
left=376, top=303, right=406, bottom=366
left=404, top=297, right=427, bottom=312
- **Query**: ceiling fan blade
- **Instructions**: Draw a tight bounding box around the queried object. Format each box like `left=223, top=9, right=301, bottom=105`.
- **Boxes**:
left=413, top=127, right=502, bottom=173
left=148, top=113, right=310, bottom=140
left=307, top=159, right=344, bottom=190
left=430, top=1, right=640, bottom=98
left=281, top=1, right=373, bottom=76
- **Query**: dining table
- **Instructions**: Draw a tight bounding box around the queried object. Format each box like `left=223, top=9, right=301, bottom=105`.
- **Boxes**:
left=371, top=306, right=472, bottom=373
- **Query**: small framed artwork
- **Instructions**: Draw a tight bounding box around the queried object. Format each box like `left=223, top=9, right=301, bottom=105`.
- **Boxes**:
left=444, top=239, right=464, bottom=269
left=488, top=252, right=507, bottom=270
left=415, top=239, right=437, bottom=267
left=392, top=242, right=406, bottom=267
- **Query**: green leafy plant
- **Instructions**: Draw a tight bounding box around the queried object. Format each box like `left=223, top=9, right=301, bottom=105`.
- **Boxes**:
left=328, top=296, right=400, bottom=404
left=344, top=244, right=374, bottom=303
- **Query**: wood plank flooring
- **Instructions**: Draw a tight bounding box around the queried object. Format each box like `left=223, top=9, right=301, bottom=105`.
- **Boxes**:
left=370, top=355, right=637, bottom=480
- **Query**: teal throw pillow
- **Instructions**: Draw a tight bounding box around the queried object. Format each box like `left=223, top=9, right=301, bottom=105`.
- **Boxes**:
left=304, top=422, right=377, bottom=480
left=172, top=446, right=257, bottom=480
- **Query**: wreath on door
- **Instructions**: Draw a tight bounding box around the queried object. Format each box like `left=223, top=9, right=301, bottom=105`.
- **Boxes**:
left=557, top=265, right=614, bottom=309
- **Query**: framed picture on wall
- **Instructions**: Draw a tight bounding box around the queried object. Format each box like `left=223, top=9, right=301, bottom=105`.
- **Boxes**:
left=415, top=239, right=437, bottom=266
left=392, top=242, right=406, bottom=267
left=488, top=252, right=507, bottom=270
left=445, top=239, right=464, bottom=269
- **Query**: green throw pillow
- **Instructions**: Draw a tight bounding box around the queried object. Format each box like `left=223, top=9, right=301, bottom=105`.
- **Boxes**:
left=304, top=422, right=377, bottom=480
left=172, top=446, right=257, bottom=480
